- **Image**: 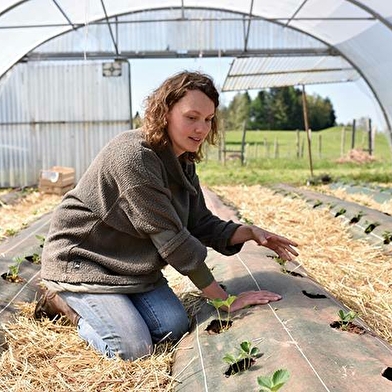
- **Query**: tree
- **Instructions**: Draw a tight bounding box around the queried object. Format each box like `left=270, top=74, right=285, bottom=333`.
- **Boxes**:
left=225, top=92, right=251, bottom=131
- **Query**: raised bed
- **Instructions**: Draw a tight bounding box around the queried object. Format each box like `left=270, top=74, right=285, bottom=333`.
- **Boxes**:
left=0, top=213, right=51, bottom=352
left=172, top=188, right=392, bottom=391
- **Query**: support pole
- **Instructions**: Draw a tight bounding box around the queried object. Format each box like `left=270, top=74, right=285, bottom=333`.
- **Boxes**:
left=302, top=85, right=314, bottom=178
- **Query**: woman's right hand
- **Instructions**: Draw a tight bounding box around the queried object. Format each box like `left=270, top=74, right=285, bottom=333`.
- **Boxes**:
left=228, top=290, right=281, bottom=312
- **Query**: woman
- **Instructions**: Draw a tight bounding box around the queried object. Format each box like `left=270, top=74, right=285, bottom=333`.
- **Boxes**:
left=36, top=71, right=298, bottom=360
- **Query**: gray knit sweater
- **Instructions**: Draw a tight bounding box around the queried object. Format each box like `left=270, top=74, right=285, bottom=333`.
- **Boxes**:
left=41, top=129, right=242, bottom=293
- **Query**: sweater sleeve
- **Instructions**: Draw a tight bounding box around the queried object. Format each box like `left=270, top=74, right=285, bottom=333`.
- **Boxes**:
left=186, top=165, right=244, bottom=255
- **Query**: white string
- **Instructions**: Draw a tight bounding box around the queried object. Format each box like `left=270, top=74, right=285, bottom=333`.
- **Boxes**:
left=195, top=313, right=209, bottom=392
left=0, top=271, right=40, bottom=315
left=235, top=253, right=332, bottom=392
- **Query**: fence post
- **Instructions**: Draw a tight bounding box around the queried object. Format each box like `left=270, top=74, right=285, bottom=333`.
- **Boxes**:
left=296, top=129, right=300, bottom=158
left=340, top=126, right=346, bottom=157
left=351, top=119, right=356, bottom=149
left=318, top=133, right=322, bottom=159
left=274, top=137, right=279, bottom=158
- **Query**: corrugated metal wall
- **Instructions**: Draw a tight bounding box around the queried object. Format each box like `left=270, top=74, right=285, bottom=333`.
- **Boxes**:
left=0, top=60, right=131, bottom=188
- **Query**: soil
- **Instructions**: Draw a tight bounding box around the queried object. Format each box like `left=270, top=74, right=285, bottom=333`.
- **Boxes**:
left=330, top=320, right=366, bottom=335
left=205, top=319, right=233, bottom=334
left=1, top=272, right=25, bottom=283
left=224, top=358, right=256, bottom=377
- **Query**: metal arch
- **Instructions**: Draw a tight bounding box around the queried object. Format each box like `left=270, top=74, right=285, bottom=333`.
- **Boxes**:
left=0, top=4, right=390, bottom=132
left=0, top=0, right=27, bottom=18
left=244, top=0, right=254, bottom=52
left=344, top=0, right=392, bottom=32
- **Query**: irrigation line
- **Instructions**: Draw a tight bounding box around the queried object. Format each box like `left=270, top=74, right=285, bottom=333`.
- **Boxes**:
left=235, top=253, right=332, bottom=392
left=0, top=214, right=51, bottom=255
left=195, top=313, right=209, bottom=392
left=0, top=270, right=40, bottom=316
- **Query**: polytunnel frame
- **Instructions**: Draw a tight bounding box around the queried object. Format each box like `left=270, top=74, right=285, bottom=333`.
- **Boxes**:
left=0, top=1, right=392, bottom=141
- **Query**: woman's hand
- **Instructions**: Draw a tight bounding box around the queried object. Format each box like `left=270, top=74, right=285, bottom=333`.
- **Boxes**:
left=202, top=281, right=282, bottom=313
left=251, top=226, right=299, bottom=261
left=230, top=225, right=299, bottom=261
left=228, top=290, right=281, bottom=312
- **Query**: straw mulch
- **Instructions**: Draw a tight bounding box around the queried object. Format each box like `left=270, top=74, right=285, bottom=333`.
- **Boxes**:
left=0, top=270, right=203, bottom=392
left=212, top=185, right=392, bottom=345
left=0, top=189, right=61, bottom=241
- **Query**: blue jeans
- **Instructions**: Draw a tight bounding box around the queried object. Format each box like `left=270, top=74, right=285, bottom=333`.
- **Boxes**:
left=59, top=283, right=189, bottom=360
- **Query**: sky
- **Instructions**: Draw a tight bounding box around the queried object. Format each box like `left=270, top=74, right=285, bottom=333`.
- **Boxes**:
left=128, top=57, right=385, bottom=132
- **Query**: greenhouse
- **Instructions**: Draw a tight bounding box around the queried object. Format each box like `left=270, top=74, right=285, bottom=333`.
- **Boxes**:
left=1, top=2, right=392, bottom=391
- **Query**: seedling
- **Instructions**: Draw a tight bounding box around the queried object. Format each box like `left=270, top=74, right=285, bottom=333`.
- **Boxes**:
left=382, top=230, right=392, bottom=245
left=334, top=208, right=346, bottom=217
left=25, top=252, right=41, bottom=264
left=349, top=211, right=364, bottom=224
left=338, top=309, right=357, bottom=330
left=3, top=256, right=24, bottom=282
left=223, top=340, right=260, bottom=376
left=364, top=222, right=380, bottom=234
left=257, top=369, right=290, bottom=391
left=35, top=234, right=46, bottom=248
left=274, top=257, right=287, bottom=273
left=207, top=295, right=237, bottom=331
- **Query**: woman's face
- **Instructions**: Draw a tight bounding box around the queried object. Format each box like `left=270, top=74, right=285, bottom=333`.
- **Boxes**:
left=166, top=89, right=215, bottom=157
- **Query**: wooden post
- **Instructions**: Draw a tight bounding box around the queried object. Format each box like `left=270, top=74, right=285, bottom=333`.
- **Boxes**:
left=302, top=85, right=314, bottom=177
left=274, top=137, right=279, bottom=158
left=296, top=129, right=300, bottom=158
left=240, top=120, right=247, bottom=165
left=340, top=127, right=346, bottom=157
left=318, top=133, right=322, bottom=159
left=351, top=119, right=356, bottom=149
left=368, top=118, right=373, bottom=155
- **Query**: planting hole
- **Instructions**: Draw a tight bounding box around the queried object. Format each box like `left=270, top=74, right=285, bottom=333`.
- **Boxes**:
left=330, top=321, right=365, bottom=335
left=302, top=290, right=326, bottom=299
left=349, top=214, right=363, bottom=224
left=382, top=367, right=392, bottom=381
left=365, top=223, right=379, bottom=234
left=224, top=358, right=255, bottom=377
left=287, top=270, right=304, bottom=278
left=205, top=319, right=232, bottom=334
left=1, top=272, right=24, bottom=283
left=335, top=208, right=346, bottom=217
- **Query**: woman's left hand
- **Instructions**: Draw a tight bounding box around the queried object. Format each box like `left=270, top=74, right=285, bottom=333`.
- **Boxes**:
left=251, top=226, right=298, bottom=261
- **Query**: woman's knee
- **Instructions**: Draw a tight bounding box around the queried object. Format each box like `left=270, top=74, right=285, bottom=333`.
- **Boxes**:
left=158, top=309, right=189, bottom=342
left=77, top=317, right=153, bottom=360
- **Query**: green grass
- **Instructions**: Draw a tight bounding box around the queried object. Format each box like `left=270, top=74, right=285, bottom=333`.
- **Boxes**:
left=199, top=127, right=392, bottom=187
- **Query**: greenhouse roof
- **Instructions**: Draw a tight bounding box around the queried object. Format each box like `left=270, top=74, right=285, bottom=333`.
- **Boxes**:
left=1, top=0, right=391, bottom=133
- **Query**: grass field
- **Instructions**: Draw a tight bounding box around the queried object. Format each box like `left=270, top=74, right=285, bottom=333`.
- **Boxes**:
left=198, top=127, right=392, bottom=186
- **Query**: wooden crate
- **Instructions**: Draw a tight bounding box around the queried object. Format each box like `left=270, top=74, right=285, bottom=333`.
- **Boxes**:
left=39, top=166, right=75, bottom=195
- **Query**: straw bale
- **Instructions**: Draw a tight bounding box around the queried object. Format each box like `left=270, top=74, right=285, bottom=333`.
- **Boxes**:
left=213, top=185, right=392, bottom=344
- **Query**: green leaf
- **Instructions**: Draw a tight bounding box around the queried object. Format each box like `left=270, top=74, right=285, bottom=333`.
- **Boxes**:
left=257, top=375, right=273, bottom=389
left=222, top=353, right=237, bottom=365
left=272, top=369, right=290, bottom=387
left=240, top=340, right=251, bottom=354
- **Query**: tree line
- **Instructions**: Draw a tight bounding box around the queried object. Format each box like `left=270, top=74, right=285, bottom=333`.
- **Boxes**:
left=220, top=86, right=336, bottom=131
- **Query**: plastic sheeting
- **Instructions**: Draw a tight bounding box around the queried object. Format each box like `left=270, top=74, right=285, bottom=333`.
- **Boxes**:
left=0, top=1, right=391, bottom=133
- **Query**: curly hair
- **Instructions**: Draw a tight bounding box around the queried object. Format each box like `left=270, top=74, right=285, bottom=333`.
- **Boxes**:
left=142, top=71, right=220, bottom=162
